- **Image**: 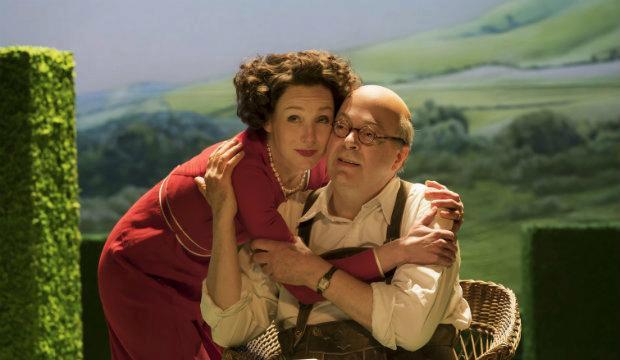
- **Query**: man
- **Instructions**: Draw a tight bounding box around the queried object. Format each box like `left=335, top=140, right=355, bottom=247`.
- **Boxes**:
left=200, top=85, right=471, bottom=358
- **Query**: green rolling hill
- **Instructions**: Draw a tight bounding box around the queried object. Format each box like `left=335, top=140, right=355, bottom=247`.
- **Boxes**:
left=78, top=0, right=620, bottom=298
left=158, top=0, right=620, bottom=134
left=346, top=0, right=619, bottom=81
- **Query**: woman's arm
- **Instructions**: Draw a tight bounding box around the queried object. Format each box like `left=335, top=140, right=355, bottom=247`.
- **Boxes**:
left=375, top=180, right=464, bottom=273
left=198, top=139, right=245, bottom=309
left=229, top=161, right=387, bottom=303
left=272, top=181, right=464, bottom=304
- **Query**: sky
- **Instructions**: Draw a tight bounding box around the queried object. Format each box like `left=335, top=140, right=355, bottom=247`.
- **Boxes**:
left=0, top=0, right=507, bottom=93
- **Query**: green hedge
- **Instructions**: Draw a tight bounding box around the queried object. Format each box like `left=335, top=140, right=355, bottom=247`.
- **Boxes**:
left=80, top=235, right=109, bottom=360
left=0, top=47, right=81, bottom=359
left=522, top=224, right=620, bottom=359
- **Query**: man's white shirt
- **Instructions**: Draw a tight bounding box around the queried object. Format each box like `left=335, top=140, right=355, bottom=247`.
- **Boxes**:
left=201, top=177, right=471, bottom=351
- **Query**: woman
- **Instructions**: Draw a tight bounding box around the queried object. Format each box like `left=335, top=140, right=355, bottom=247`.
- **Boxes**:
left=98, top=50, right=461, bottom=360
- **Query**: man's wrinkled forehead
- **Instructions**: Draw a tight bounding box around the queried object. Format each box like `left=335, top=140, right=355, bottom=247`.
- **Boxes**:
left=337, top=91, right=401, bottom=129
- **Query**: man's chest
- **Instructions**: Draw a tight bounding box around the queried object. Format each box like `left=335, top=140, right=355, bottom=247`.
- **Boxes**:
left=308, top=209, right=389, bottom=255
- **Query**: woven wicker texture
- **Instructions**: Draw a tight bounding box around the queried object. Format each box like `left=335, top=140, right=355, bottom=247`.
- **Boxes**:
left=222, top=280, right=521, bottom=360
left=455, top=280, right=521, bottom=360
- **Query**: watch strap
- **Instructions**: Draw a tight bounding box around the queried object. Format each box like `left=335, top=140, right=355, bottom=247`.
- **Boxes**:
left=317, top=266, right=338, bottom=295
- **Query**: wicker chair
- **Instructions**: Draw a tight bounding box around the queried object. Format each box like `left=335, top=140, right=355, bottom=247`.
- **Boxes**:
left=222, top=279, right=521, bottom=360
left=454, top=280, right=521, bottom=359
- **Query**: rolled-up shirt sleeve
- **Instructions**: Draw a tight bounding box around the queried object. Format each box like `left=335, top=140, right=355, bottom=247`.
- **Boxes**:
left=371, top=264, right=448, bottom=350
left=200, top=246, right=279, bottom=347
left=370, top=183, right=467, bottom=351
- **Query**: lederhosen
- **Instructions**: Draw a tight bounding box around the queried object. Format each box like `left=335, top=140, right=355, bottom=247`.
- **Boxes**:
left=278, top=180, right=458, bottom=360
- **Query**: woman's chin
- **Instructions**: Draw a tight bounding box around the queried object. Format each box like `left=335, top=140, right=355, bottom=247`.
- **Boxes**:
left=299, top=155, right=322, bottom=171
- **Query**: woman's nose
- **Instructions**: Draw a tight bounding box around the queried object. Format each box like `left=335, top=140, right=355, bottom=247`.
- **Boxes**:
left=302, top=124, right=317, bottom=143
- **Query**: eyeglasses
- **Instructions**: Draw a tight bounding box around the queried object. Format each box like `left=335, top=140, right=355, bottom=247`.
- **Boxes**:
left=332, top=119, right=406, bottom=146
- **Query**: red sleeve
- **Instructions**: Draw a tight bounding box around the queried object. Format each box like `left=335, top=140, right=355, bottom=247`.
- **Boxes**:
left=307, top=157, right=329, bottom=189
left=231, top=157, right=383, bottom=304
left=167, top=139, right=382, bottom=303
left=231, top=159, right=293, bottom=243
left=285, top=249, right=383, bottom=304
left=165, top=173, right=215, bottom=255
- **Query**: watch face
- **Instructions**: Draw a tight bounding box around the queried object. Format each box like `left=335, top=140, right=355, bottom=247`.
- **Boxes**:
left=318, top=278, right=329, bottom=290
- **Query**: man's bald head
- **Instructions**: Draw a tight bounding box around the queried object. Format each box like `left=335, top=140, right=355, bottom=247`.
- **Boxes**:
left=344, top=85, right=414, bottom=146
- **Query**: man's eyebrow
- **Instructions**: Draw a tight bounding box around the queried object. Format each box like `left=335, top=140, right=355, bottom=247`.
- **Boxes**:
left=336, top=113, right=384, bottom=128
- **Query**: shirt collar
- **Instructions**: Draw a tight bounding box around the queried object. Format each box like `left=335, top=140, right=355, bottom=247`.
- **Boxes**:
left=298, top=176, right=402, bottom=225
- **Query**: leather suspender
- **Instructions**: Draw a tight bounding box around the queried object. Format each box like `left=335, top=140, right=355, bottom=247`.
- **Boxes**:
left=289, top=179, right=411, bottom=351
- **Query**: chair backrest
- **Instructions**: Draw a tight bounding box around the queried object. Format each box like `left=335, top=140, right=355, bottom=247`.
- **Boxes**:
left=455, top=280, right=522, bottom=360
left=223, top=279, right=522, bottom=360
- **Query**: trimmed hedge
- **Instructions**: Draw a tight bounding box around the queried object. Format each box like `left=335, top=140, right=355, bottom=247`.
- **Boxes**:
left=80, top=235, right=109, bottom=360
left=0, top=47, right=81, bottom=359
left=522, top=224, right=620, bottom=359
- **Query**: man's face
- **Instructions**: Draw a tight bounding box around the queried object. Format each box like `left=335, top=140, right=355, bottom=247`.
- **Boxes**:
left=326, top=92, right=409, bottom=196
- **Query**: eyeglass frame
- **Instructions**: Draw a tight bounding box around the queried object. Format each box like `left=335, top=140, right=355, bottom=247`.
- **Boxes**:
left=332, top=119, right=407, bottom=146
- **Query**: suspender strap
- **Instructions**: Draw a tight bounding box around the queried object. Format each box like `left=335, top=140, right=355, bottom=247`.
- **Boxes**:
left=289, top=179, right=412, bottom=351
left=384, top=179, right=411, bottom=284
left=298, top=189, right=320, bottom=247
left=292, top=303, right=313, bottom=349
left=385, top=179, right=411, bottom=244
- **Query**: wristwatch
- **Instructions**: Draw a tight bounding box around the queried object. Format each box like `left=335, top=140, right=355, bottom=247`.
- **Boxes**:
left=316, top=266, right=338, bottom=295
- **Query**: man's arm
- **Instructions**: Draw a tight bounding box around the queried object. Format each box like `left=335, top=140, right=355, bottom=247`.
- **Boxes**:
left=250, top=204, right=460, bottom=350
left=250, top=238, right=456, bottom=350
left=201, top=245, right=279, bottom=347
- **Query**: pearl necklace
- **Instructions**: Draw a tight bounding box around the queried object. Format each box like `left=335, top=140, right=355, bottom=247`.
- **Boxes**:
left=266, top=143, right=309, bottom=197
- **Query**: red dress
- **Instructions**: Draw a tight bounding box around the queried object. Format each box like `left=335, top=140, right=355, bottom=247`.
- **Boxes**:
left=98, top=128, right=382, bottom=360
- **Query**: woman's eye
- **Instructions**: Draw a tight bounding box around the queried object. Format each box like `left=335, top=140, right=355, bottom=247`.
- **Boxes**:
left=317, top=116, right=331, bottom=124
left=287, top=115, right=300, bottom=122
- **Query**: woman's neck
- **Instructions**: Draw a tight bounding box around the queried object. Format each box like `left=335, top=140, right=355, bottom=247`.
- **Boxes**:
left=266, top=138, right=305, bottom=189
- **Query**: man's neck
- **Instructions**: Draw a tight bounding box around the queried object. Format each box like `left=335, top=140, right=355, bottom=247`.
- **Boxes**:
left=328, top=176, right=396, bottom=220
left=328, top=189, right=365, bottom=220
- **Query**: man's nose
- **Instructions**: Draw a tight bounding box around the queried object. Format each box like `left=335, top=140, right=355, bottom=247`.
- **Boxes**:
left=344, top=129, right=359, bottom=150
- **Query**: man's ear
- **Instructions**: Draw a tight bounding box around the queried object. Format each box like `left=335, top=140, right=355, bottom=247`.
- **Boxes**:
left=392, top=145, right=410, bottom=171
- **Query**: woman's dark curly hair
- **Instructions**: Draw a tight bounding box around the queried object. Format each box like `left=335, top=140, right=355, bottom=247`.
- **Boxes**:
left=234, top=50, right=361, bottom=129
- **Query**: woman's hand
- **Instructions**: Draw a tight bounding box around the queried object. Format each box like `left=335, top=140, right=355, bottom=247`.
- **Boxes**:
left=396, top=207, right=458, bottom=267
left=424, top=180, right=464, bottom=233
left=394, top=208, right=457, bottom=266
left=371, top=206, right=459, bottom=273
left=194, top=139, right=244, bottom=219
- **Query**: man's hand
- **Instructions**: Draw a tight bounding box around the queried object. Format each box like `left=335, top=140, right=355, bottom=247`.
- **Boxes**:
left=424, top=180, right=464, bottom=233
left=250, top=237, right=330, bottom=288
left=397, top=207, right=458, bottom=267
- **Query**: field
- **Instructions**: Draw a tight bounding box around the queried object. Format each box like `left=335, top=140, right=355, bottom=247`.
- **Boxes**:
left=81, top=0, right=620, bottom=299
left=444, top=181, right=620, bottom=296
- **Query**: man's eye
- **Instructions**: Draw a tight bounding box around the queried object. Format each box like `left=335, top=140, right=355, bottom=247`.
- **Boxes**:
left=287, top=115, right=300, bottom=122
left=334, top=122, right=347, bottom=131
left=361, top=129, right=375, bottom=139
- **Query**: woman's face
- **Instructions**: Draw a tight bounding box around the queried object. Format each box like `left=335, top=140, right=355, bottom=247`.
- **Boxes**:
left=264, top=84, right=334, bottom=176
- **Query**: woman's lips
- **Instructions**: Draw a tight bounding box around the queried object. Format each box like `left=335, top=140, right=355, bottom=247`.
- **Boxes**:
left=295, top=149, right=318, bottom=157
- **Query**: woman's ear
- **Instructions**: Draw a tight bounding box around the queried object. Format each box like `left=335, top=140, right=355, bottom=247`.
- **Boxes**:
left=263, top=116, right=273, bottom=134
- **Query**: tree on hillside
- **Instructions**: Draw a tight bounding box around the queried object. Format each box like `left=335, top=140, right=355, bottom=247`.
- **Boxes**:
left=412, top=100, right=470, bottom=153
left=496, top=110, right=583, bottom=155
left=78, top=111, right=225, bottom=196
